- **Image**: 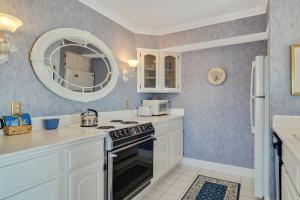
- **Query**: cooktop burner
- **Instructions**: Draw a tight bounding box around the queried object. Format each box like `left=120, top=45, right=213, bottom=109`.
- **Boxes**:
left=98, top=126, right=116, bottom=129
left=110, top=120, right=123, bottom=123
left=121, top=121, right=139, bottom=124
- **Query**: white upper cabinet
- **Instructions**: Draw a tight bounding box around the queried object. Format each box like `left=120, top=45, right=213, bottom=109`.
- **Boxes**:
left=138, top=50, right=160, bottom=92
left=161, top=52, right=181, bottom=93
left=137, top=49, right=181, bottom=93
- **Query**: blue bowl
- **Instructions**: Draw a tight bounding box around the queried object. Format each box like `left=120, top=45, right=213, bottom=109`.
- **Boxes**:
left=43, top=119, right=59, bottom=130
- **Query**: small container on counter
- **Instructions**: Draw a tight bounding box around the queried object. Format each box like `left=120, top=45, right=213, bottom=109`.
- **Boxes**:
left=43, top=119, right=60, bottom=130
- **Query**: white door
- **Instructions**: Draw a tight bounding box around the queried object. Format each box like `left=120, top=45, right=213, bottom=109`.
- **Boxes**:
left=68, top=164, right=103, bottom=200
left=154, top=134, right=170, bottom=180
left=160, top=52, right=181, bottom=93
left=138, top=50, right=160, bottom=92
left=254, top=97, right=264, bottom=197
left=6, top=178, right=64, bottom=200
left=170, top=129, right=184, bottom=168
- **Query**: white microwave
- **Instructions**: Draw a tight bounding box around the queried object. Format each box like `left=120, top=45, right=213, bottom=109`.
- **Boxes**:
left=142, top=100, right=170, bottom=116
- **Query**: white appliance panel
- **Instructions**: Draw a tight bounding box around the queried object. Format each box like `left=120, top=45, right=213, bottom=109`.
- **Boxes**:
left=250, top=55, right=267, bottom=198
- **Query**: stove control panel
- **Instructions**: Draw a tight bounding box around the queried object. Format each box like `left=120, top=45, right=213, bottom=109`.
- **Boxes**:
left=109, top=123, right=154, bottom=140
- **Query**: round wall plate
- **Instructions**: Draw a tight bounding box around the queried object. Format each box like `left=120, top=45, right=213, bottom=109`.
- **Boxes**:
left=208, top=67, right=226, bottom=85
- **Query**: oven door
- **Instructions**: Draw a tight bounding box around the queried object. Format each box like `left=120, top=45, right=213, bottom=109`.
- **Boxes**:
left=108, top=137, right=155, bottom=200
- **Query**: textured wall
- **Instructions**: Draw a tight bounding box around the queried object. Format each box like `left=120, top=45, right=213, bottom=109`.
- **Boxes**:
left=269, top=0, right=300, bottom=198
left=0, top=0, right=267, bottom=170
left=269, top=0, right=300, bottom=115
left=158, top=14, right=267, bottom=49
left=160, top=41, right=267, bottom=168
left=0, top=0, right=150, bottom=117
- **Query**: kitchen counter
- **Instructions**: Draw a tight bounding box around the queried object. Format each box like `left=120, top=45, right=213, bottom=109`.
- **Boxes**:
left=0, top=111, right=184, bottom=158
left=0, top=127, right=106, bottom=158
left=272, top=115, right=300, bottom=162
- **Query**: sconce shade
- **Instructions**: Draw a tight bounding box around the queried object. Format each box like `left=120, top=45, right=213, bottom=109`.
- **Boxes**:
left=127, top=59, right=139, bottom=68
left=0, top=13, right=23, bottom=33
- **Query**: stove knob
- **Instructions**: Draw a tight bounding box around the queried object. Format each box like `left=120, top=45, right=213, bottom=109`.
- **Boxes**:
left=141, top=125, right=146, bottom=131
left=124, top=129, right=129, bottom=135
left=113, top=131, right=119, bottom=138
left=119, top=130, right=124, bottom=137
left=131, top=128, right=137, bottom=135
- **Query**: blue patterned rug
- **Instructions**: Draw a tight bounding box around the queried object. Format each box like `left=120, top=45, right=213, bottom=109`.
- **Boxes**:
left=182, top=175, right=240, bottom=200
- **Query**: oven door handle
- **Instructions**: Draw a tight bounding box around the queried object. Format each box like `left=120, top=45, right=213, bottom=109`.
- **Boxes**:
left=111, top=137, right=156, bottom=153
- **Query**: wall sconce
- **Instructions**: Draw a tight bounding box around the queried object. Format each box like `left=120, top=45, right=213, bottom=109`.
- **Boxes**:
left=127, top=59, right=139, bottom=68
left=0, top=13, right=23, bottom=63
left=123, top=59, right=139, bottom=81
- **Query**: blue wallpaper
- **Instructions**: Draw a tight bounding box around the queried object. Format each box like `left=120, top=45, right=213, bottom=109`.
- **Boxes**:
left=158, top=14, right=267, bottom=49
left=1, top=0, right=267, bottom=170
left=269, top=0, right=300, bottom=198
left=0, top=0, right=151, bottom=117
left=161, top=41, right=267, bottom=168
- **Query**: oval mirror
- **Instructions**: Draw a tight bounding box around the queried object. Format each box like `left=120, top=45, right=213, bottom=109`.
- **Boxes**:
left=30, top=28, right=119, bottom=102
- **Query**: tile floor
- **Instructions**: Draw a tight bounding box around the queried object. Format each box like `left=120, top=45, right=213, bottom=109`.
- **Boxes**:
left=141, top=164, right=257, bottom=200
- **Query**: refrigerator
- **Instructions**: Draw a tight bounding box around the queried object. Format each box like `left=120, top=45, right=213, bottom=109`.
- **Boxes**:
left=250, top=55, right=268, bottom=198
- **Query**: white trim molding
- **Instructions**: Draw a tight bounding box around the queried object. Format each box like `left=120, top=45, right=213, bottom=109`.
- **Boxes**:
left=160, top=31, right=268, bottom=53
left=181, top=157, right=254, bottom=178
left=77, top=0, right=268, bottom=36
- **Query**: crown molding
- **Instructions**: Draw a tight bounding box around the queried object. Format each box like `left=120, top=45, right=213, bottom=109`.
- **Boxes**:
left=77, top=0, right=268, bottom=36
left=148, top=7, right=266, bottom=35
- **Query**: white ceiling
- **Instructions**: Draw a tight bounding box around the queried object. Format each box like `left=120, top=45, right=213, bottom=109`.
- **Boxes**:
left=78, top=0, right=268, bottom=35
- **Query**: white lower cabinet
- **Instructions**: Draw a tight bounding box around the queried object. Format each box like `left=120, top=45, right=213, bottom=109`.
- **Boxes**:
left=154, top=134, right=170, bottom=180
left=170, top=129, right=184, bottom=168
left=6, top=178, right=64, bottom=200
left=153, top=118, right=184, bottom=181
left=282, top=165, right=300, bottom=200
left=68, top=164, right=103, bottom=200
left=0, top=138, right=104, bottom=200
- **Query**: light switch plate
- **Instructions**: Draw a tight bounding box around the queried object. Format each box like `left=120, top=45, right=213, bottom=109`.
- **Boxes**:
left=11, top=101, right=22, bottom=115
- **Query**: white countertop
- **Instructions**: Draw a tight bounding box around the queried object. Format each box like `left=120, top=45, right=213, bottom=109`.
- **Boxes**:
left=273, top=115, right=300, bottom=162
left=0, top=111, right=184, bottom=158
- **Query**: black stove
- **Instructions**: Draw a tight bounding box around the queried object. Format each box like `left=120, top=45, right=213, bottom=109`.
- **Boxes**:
left=110, top=120, right=123, bottom=123
left=106, top=122, right=154, bottom=150
left=98, top=126, right=116, bottom=129
left=121, top=121, right=139, bottom=124
left=106, top=122, right=155, bottom=200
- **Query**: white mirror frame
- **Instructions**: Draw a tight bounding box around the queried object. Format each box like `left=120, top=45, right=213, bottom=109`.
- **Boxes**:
left=30, top=28, right=119, bottom=102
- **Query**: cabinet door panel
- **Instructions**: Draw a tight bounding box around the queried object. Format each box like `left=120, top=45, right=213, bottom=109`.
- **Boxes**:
left=6, top=178, right=64, bottom=200
left=68, top=164, right=103, bottom=200
left=170, top=129, right=183, bottom=168
left=282, top=165, right=300, bottom=200
left=154, top=134, right=170, bottom=180
left=161, top=52, right=181, bottom=93
left=138, top=50, right=160, bottom=92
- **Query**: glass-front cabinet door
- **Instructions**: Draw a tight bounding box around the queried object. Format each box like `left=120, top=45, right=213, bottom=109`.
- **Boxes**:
left=138, top=50, right=160, bottom=92
left=161, top=52, right=181, bottom=92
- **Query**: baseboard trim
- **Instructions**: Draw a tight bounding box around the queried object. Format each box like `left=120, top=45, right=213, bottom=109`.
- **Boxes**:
left=181, top=157, right=254, bottom=178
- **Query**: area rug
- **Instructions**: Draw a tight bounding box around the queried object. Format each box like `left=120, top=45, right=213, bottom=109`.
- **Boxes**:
left=182, top=175, right=240, bottom=200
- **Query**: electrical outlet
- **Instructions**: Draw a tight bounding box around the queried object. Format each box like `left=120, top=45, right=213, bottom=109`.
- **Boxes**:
left=11, top=101, right=22, bottom=115
left=124, top=100, right=129, bottom=109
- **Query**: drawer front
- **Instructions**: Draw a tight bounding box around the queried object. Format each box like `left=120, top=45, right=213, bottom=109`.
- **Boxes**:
left=0, top=152, right=64, bottom=198
left=68, top=140, right=104, bottom=170
left=170, top=118, right=183, bottom=131
left=282, top=145, right=300, bottom=194
left=5, top=178, right=64, bottom=200
left=282, top=165, right=300, bottom=200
